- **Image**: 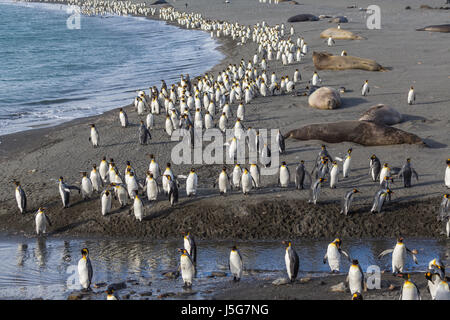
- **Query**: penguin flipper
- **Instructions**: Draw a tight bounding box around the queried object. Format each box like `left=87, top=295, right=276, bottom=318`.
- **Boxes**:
left=378, top=248, right=394, bottom=259
left=45, top=214, right=52, bottom=227
left=340, top=249, right=351, bottom=262
left=323, top=253, right=328, bottom=264
left=406, top=248, right=418, bottom=264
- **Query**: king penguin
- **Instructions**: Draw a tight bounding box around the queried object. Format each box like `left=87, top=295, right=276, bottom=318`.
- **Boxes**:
left=282, top=241, right=299, bottom=282
left=78, top=248, right=93, bottom=290
left=397, top=158, right=419, bottom=188
left=369, top=154, right=381, bottom=182
left=323, top=238, right=351, bottom=273
left=35, top=207, right=52, bottom=235
left=178, top=248, right=195, bottom=288
left=183, top=232, right=197, bottom=265
left=347, top=259, right=364, bottom=295
left=295, top=161, right=311, bottom=190
left=101, top=190, right=112, bottom=216
left=399, top=273, right=420, bottom=300
left=229, top=246, right=243, bottom=282
left=13, top=181, right=27, bottom=214
left=341, top=189, right=360, bottom=216
left=378, top=237, right=418, bottom=275
left=58, top=176, right=80, bottom=209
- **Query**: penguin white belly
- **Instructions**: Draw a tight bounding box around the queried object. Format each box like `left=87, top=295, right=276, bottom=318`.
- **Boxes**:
left=127, top=179, right=139, bottom=198
left=435, top=282, right=450, bottom=300
left=15, top=190, right=23, bottom=212
left=445, top=166, right=450, bottom=188
left=428, top=276, right=440, bottom=299
left=101, top=194, right=111, bottom=216
left=401, top=283, right=419, bottom=300
left=285, top=250, right=292, bottom=279
left=35, top=213, right=46, bottom=234
left=237, top=105, right=244, bottom=120
left=78, top=258, right=90, bottom=289
left=119, top=113, right=127, bottom=127
left=147, top=179, right=158, bottom=201
left=327, top=245, right=341, bottom=272
left=241, top=174, right=252, bottom=194
left=392, top=245, right=406, bottom=273
left=446, top=219, right=450, bottom=238
left=250, top=167, right=259, bottom=188
left=186, top=174, right=197, bottom=196
left=218, top=174, right=228, bottom=193
left=379, top=168, right=390, bottom=184
left=180, top=256, right=194, bottom=284
left=348, top=266, right=363, bottom=294
left=91, top=129, right=98, bottom=146
left=232, top=170, right=241, bottom=188
left=146, top=113, right=154, bottom=129
left=343, top=157, right=351, bottom=177
left=184, top=238, right=192, bottom=255
left=82, top=179, right=93, bottom=197
left=59, top=186, right=67, bottom=207
left=230, top=252, right=242, bottom=279
left=99, top=163, right=108, bottom=182
left=117, top=188, right=128, bottom=206
left=279, top=167, right=289, bottom=187
left=330, top=167, right=339, bottom=188
left=133, top=198, right=144, bottom=221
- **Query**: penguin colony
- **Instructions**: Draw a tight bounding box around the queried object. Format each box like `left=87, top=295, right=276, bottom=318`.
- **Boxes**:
left=14, top=0, right=450, bottom=300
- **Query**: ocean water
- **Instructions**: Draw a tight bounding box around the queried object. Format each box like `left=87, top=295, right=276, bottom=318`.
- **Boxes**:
left=0, top=0, right=223, bottom=136
left=0, top=235, right=447, bottom=299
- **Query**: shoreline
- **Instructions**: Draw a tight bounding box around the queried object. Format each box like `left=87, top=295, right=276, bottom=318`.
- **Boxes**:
left=1, top=0, right=449, bottom=241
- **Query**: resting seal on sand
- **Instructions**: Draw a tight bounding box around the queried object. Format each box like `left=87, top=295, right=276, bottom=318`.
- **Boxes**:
left=416, top=24, right=450, bottom=33
left=313, top=52, right=386, bottom=71
left=320, top=28, right=363, bottom=40
left=308, top=87, right=341, bottom=110
left=284, top=121, right=424, bottom=146
left=359, top=104, right=403, bottom=125
left=329, top=16, right=349, bottom=23
left=287, top=14, right=319, bottom=22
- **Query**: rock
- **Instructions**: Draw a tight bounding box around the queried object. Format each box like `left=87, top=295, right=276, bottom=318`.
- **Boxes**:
left=299, top=277, right=312, bottom=283
left=157, top=292, right=176, bottom=299
left=94, top=282, right=107, bottom=288
left=129, top=290, right=136, bottom=295
left=121, top=294, right=130, bottom=300
left=67, top=293, right=83, bottom=300
left=405, top=6, right=411, bottom=9
left=147, top=281, right=152, bottom=286
left=330, top=282, right=347, bottom=292
left=162, top=271, right=180, bottom=279
left=319, top=280, right=326, bottom=285
left=108, top=282, right=127, bottom=291
left=272, top=278, right=290, bottom=285
left=329, top=16, right=348, bottom=23
left=211, top=271, right=227, bottom=277
left=139, top=291, right=153, bottom=297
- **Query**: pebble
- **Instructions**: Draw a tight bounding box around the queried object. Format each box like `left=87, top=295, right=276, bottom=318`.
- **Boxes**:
left=329, top=282, right=346, bottom=293
left=272, top=278, right=289, bottom=285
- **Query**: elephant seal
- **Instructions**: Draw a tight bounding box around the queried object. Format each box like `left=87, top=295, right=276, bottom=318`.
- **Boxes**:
left=308, top=87, right=341, bottom=110
left=284, top=121, right=425, bottom=146
left=313, top=51, right=386, bottom=71
left=416, top=24, right=450, bottom=33
left=320, top=28, right=363, bottom=40
left=287, top=14, right=319, bottom=22
left=359, top=104, right=403, bottom=125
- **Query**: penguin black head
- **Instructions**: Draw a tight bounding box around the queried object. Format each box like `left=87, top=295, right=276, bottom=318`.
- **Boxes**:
left=102, top=156, right=106, bottom=161
left=334, top=238, right=342, bottom=247
left=300, top=160, right=305, bottom=164
left=90, top=124, right=95, bottom=128
left=370, top=154, right=376, bottom=160
left=59, top=176, right=64, bottom=181
left=282, top=240, right=291, bottom=247
left=348, top=148, right=352, bottom=153
left=425, top=272, right=433, bottom=281
left=401, top=273, right=411, bottom=280
left=281, top=161, right=286, bottom=166
left=126, top=161, right=131, bottom=166
left=353, top=189, right=359, bottom=193
left=321, top=145, right=326, bottom=150
left=92, top=164, right=97, bottom=169
left=231, top=245, right=238, bottom=251
left=13, top=181, right=20, bottom=186
left=406, top=158, right=411, bottom=162
left=105, top=190, right=110, bottom=196
left=446, top=159, right=450, bottom=165
left=81, top=172, right=87, bottom=177
left=81, top=248, right=89, bottom=257
left=166, top=163, right=171, bottom=168
left=106, top=289, right=114, bottom=295
left=190, top=168, right=195, bottom=173
left=119, top=108, right=123, bottom=112
left=445, top=194, right=449, bottom=199
left=386, top=189, right=393, bottom=194
left=397, top=236, right=404, bottom=243
left=352, top=259, right=359, bottom=266
left=383, top=163, right=388, bottom=167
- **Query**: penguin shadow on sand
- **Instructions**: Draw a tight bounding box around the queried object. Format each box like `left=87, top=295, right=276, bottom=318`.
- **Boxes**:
left=49, top=219, right=96, bottom=236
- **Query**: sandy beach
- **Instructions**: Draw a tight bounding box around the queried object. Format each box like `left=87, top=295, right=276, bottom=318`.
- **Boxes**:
left=0, top=0, right=449, bottom=301
left=1, top=0, right=449, bottom=240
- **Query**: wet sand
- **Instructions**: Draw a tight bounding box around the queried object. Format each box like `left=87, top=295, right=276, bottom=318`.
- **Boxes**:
left=1, top=0, right=449, bottom=243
